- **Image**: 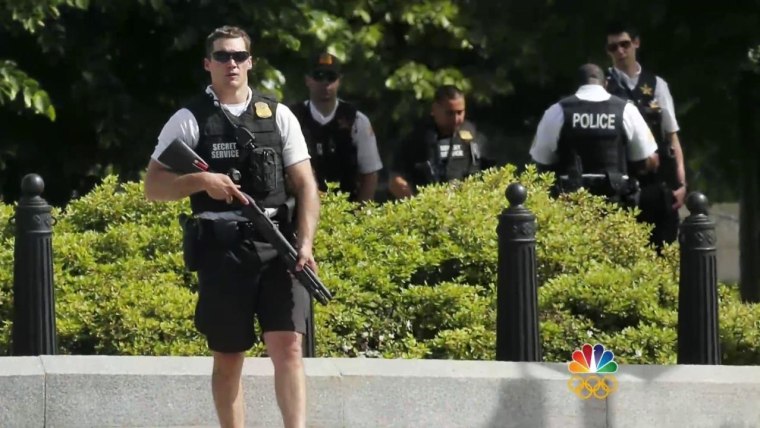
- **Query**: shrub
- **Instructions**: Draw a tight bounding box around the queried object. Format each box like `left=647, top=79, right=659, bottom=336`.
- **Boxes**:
left=0, top=168, right=758, bottom=365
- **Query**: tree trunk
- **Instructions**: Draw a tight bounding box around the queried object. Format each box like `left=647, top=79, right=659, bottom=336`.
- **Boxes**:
left=739, top=70, right=760, bottom=303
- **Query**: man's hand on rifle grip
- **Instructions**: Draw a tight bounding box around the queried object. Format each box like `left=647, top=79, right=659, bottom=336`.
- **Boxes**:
left=202, top=172, right=249, bottom=205
left=295, top=243, right=318, bottom=274
left=672, top=185, right=686, bottom=211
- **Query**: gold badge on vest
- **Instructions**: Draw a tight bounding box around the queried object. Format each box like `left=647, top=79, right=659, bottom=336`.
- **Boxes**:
left=639, top=83, right=654, bottom=96
left=458, top=129, right=474, bottom=143
left=337, top=116, right=352, bottom=130
left=254, top=101, right=272, bottom=118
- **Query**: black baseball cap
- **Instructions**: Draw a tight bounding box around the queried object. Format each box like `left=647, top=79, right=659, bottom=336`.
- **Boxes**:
left=309, top=52, right=341, bottom=74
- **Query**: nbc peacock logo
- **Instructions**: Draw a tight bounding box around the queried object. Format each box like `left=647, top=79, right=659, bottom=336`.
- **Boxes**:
left=566, top=343, right=619, bottom=399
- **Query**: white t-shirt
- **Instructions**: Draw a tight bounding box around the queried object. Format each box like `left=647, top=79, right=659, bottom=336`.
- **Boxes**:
left=151, top=86, right=310, bottom=168
left=304, top=100, right=383, bottom=174
left=529, top=84, right=657, bottom=165
left=607, top=64, right=680, bottom=134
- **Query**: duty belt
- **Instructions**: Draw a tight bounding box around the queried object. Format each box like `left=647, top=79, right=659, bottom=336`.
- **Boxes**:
left=558, top=173, right=630, bottom=189
left=197, top=218, right=277, bottom=245
left=194, top=207, right=280, bottom=222
left=559, top=174, right=639, bottom=197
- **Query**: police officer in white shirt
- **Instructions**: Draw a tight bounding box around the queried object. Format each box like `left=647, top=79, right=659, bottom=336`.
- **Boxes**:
left=290, top=52, right=383, bottom=202
left=530, top=63, right=659, bottom=206
left=144, top=25, right=318, bottom=428
left=150, top=85, right=311, bottom=221
left=605, top=22, right=686, bottom=248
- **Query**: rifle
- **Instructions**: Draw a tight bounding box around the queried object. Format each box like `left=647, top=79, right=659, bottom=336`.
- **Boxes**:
left=157, top=139, right=333, bottom=305
left=558, top=152, right=583, bottom=193
left=413, top=160, right=438, bottom=184
left=637, top=95, right=681, bottom=191
left=655, top=134, right=681, bottom=191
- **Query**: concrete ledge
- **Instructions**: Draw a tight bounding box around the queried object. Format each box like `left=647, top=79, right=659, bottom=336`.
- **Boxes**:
left=41, top=356, right=217, bottom=427
left=335, top=359, right=605, bottom=428
left=0, top=356, right=45, bottom=428
left=0, top=356, right=759, bottom=427
left=607, top=364, right=760, bottom=428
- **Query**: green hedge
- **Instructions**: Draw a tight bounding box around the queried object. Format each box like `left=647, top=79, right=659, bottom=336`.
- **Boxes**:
left=0, top=167, right=758, bottom=364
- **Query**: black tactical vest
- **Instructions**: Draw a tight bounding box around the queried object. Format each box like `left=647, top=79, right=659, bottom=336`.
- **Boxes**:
left=415, top=119, right=480, bottom=185
left=605, top=68, right=662, bottom=143
left=290, top=100, right=358, bottom=197
left=185, top=90, right=287, bottom=213
left=557, top=95, right=628, bottom=175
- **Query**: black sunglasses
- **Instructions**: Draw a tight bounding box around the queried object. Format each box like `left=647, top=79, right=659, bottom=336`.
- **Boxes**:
left=310, top=70, right=339, bottom=83
left=606, top=40, right=632, bottom=52
left=211, top=51, right=251, bottom=63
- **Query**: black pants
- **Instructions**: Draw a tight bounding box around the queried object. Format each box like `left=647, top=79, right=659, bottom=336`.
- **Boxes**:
left=648, top=208, right=680, bottom=249
left=637, top=183, right=680, bottom=250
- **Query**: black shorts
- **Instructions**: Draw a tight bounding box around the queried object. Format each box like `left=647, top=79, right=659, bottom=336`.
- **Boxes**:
left=193, top=243, right=310, bottom=353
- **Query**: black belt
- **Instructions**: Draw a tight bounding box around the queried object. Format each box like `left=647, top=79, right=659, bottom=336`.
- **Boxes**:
left=559, top=174, right=629, bottom=186
left=197, top=219, right=272, bottom=244
left=584, top=176, right=613, bottom=190
left=558, top=174, right=637, bottom=197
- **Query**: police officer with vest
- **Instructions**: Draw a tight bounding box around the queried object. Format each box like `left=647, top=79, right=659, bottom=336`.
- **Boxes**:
left=388, top=85, right=484, bottom=199
left=144, top=26, right=318, bottom=428
left=530, top=63, right=659, bottom=205
left=290, top=52, right=383, bottom=202
left=605, top=22, right=687, bottom=248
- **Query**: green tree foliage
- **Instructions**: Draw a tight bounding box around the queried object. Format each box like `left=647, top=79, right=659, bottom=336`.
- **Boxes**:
left=0, top=168, right=758, bottom=364
left=0, top=1, right=758, bottom=204
left=0, top=0, right=88, bottom=119
left=0, top=61, right=56, bottom=119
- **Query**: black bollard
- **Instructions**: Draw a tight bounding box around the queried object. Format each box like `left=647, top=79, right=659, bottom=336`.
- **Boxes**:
left=677, top=192, right=720, bottom=364
left=11, top=174, right=57, bottom=356
left=496, top=183, right=541, bottom=361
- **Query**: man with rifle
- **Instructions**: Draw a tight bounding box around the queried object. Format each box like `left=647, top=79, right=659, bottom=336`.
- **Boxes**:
left=144, top=25, right=320, bottom=428
left=605, top=22, right=687, bottom=250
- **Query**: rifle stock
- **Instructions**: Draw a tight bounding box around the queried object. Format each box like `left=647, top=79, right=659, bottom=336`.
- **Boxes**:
left=658, top=141, right=681, bottom=190
left=157, top=139, right=333, bottom=305
left=643, top=103, right=681, bottom=192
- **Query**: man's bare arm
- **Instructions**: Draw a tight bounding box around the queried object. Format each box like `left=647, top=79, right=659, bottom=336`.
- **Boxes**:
left=356, top=172, right=378, bottom=202
left=645, top=152, right=660, bottom=173
left=669, top=133, right=686, bottom=186
left=144, top=159, right=247, bottom=204
left=630, top=152, right=660, bottom=176
left=668, top=132, right=687, bottom=209
left=144, top=160, right=208, bottom=201
left=286, top=160, right=320, bottom=253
